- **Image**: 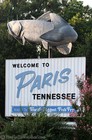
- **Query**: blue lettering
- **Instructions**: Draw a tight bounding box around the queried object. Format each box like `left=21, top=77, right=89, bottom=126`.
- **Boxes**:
left=42, top=72, right=53, bottom=88
left=15, top=68, right=71, bottom=98
left=15, top=71, right=35, bottom=98
left=53, top=71, right=59, bottom=85
left=58, top=68, right=71, bottom=83
left=30, top=75, right=41, bottom=92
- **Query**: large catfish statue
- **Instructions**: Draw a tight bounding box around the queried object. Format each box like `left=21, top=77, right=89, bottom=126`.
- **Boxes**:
left=7, top=11, right=78, bottom=55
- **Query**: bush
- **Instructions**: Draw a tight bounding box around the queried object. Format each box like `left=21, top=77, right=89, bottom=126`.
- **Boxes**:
left=0, top=111, right=75, bottom=140
left=68, top=74, right=92, bottom=140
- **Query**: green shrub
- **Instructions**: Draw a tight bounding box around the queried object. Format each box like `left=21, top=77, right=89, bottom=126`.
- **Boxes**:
left=68, top=75, right=92, bottom=140
left=0, top=111, right=75, bottom=140
left=0, top=116, right=6, bottom=132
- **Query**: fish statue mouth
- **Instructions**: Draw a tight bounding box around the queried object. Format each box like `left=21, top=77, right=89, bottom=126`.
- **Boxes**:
left=7, top=11, right=78, bottom=55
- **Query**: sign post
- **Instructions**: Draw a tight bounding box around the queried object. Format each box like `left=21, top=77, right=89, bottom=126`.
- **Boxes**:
left=48, top=45, right=52, bottom=58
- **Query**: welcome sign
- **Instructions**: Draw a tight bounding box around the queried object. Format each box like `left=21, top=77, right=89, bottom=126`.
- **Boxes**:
left=5, top=57, right=86, bottom=117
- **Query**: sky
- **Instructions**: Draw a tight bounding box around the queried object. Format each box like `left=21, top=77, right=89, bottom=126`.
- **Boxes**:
left=78, top=0, right=92, bottom=7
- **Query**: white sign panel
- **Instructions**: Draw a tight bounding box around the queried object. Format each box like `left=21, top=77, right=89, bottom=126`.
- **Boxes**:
left=5, top=57, right=86, bottom=117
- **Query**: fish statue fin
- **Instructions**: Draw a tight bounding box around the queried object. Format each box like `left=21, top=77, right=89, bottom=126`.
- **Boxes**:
left=22, top=36, right=26, bottom=45
left=40, top=28, right=64, bottom=42
left=42, top=40, right=48, bottom=50
left=38, top=12, right=69, bottom=27
left=37, top=11, right=51, bottom=21
left=56, top=42, right=72, bottom=55
left=50, top=13, right=69, bottom=28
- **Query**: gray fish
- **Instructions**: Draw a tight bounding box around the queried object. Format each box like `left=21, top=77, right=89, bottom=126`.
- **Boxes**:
left=7, top=11, right=78, bottom=55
